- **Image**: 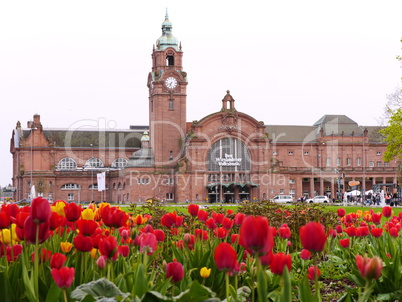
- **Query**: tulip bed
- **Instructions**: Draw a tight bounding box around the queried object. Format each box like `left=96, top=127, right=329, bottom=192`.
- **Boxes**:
left=1, top=198, right=402, bottom=302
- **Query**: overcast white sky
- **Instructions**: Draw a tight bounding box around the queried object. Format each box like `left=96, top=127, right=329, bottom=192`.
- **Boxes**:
left=0, top=0, right=401, bottom=186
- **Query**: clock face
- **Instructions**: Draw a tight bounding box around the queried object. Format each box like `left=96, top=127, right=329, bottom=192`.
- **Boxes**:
left=165, top=77, right=178, bottom=89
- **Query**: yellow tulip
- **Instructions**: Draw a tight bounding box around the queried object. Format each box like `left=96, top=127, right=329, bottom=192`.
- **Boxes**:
left=91, top=248, right=98, bottom=259
left=11, top=224, right=21, bottom=242
left=0, top=229, right=11, bottom=244
left=60, top=241, right=73, bottom=253
left=356, top=210, right=362, bottom=218
left=52, top=202, right=66, bottom=217
left=200, top=267, right=211, bottom=278
left=81, top=208, right=95, bottom=220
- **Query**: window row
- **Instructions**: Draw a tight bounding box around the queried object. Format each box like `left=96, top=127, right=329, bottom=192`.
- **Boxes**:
left=325, top=158, right=389, bottom=167
left=57, top=157, right=128, bottom=170
left=276, top=151, right=383, bottom=157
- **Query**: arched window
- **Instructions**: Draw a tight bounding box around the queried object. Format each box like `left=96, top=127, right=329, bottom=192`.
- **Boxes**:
left=57, top=158, right=77, bottom=170
left=206, top=138, right=251, bottom=172
left=112, top=158, right=128, bottom=168
left=89, top=184, right=98, bottom=190
left=61, top=183, right=80, bottom=190
left=85, top=158, right=104, bottom=168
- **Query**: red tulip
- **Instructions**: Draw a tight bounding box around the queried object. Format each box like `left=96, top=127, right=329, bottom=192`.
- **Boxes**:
left=214, top=242, right=238, bottom=272
left=222, top=217, right=234, bottom=230
left=50, top=253, right=67, bottom=269
left=0, top=211, right=11, bottom=229
left=197, top=210, right=208, bottom=222
left=154, top=229, right=165, bottom=242
left=239, top=215, right=274, bottom=256
left=371, top=213, right=382, bottom=224
left=234, top=213, right=245, bottom=225
left=117, top=245, right=130, bottom=257
left=166, top=259, right=184, bottom=283
left=356, top=254, right=382, bottom=280
left=3, top=204, right=20, bottom=220
left=101, top=206, right=128, bottom=228
left=49, top=212, right=63, bottom=230
left=14, top=211, right=30, bottom=228
left=344, top=226, right=357, bottom=237
left=337, top=208, right=346, bottom=217
left=213, top=227, right=228, bottom=239
left=73, top=234, right=93, bottom=252
left=205, top=218, right=217, bottom=230
left=52, top=267, right=75, bottom=289
left=300, top=222, right=327, bottom=252
left=212, top=212, right=224, bottom=225
left=161, top=212, right=176, bottom=228
left=270, top=252, right=292, bottom=275
left=160, top=212, right=182, bottom=229
left=139, top=232, right=158, bottom=255
left=187, top=204, right=199, bottom=217
left=24, top=216, right=50, bottom=244
left=357, top=226, right=370, bottom=237
left=140, top=224, right=154, bottom=234
left=99, top=236, right=118, bottom=259
left=389, top=227, right=399, bottom=238
left=31, top=197, right=51, bottom=224
left=300, top=249, right=311, bottom=260
left=76, top=219, right=98, bottom=236
left=279, top=224, right=292, bottom=239
left=231, top=234, right=239, bottom=244
left=335, top=225, right=343, bottom=234
left=260, top=251, right=273, bottom=266
left=344, top=214, right=353, bottom=224
left=64, top=203, right=82, bottom=222
left=307, top=266, right=321, bottom=280
left=6, top=244, right=23, bottom=262
left=195, top=229, right=208, bottom=240
left=382, top=206, right=392, bottom=218
left=371, top=228, right=383, bottom=238
left=339, top=238, right=350, bottom=248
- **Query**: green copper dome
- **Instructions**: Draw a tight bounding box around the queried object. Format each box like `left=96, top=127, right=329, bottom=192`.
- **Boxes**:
left=156, top=9, right=179, bottom=51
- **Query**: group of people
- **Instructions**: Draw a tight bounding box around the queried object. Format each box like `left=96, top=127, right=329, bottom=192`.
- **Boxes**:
left=365, top=191, right=399, bottom=206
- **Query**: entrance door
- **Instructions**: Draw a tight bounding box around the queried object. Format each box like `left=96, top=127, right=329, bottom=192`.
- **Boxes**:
left=239, top=186, right=250, bottom=202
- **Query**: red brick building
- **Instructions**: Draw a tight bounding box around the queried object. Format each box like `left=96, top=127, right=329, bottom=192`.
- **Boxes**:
left=10, top=13, right=400, bottom=203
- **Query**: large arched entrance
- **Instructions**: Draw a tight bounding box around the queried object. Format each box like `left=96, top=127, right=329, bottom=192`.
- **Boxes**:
left=205, top=137, right=256, bottom=202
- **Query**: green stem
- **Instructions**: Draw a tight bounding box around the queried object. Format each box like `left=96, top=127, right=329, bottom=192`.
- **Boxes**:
left=63, top=289, right=68, bottom=302
left=313, top=254, right=322, bottom=302
left=34, top=223, right=40, bottom=301
left=225, top=272, right=230, bottom=302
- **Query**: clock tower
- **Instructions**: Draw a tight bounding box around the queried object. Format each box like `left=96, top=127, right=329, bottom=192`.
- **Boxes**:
left=148, top=10, right=187, bottom=167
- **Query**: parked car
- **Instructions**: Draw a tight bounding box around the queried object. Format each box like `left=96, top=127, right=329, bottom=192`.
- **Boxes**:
left=271, top=195, right=294, bottom=203
left=306, top=196, right=329, bottom=203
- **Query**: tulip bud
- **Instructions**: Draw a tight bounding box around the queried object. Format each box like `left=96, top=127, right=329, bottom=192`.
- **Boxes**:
left=200, top=267, right=211, bottom=278
left=96, top=255, right=107, bottom=269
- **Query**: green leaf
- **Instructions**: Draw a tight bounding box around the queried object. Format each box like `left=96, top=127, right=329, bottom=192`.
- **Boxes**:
left=133, top=263, right=148, bottom=298
left=21, top=250, right=36, bottom=302
left=45, top=282, right=62, bottom=302
left=175, top=280, right=218, bottom=302
left=279, top=268, right=292, bottom=302
left=0, top=271, right=15, bottom=302
left=257, top=269, right=267, bottom=302
left=71, top=278, right=130, bottom=301
left=297, top=276, right=313, bottom=302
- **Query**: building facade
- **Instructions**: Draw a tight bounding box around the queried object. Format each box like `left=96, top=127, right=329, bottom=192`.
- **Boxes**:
left=10, top=13, right=400, bottom=203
